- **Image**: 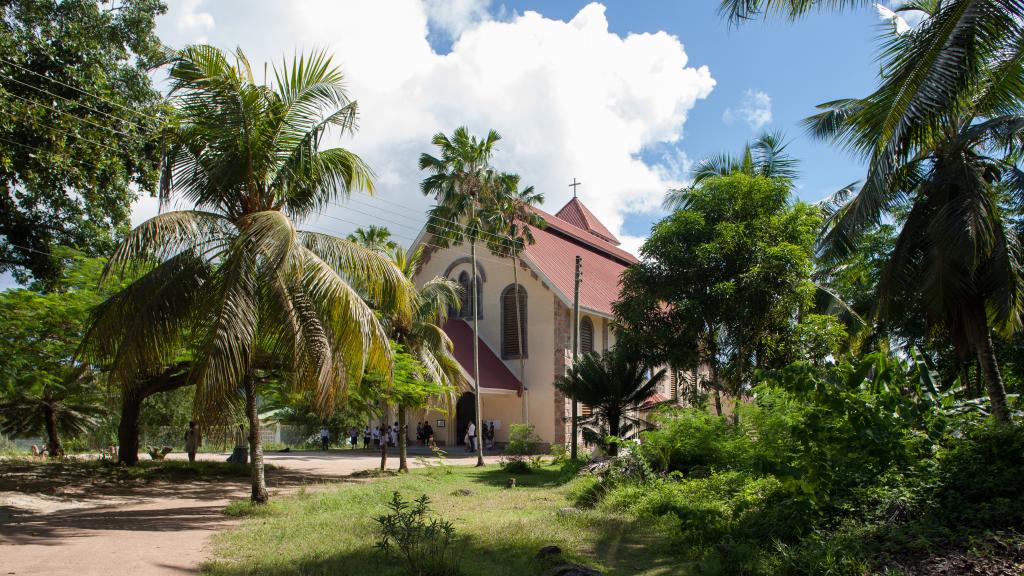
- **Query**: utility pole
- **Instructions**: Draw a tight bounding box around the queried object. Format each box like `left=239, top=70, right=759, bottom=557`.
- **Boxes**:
left=570, top=255, right=582, bottom=461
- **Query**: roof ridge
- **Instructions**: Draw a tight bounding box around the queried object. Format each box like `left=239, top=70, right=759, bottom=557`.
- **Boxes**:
left=553, top=197, right=620, bottom=246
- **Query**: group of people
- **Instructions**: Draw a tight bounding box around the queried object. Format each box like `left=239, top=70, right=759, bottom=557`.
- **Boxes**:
left=318, top=422, right=415, bottom=450
left=463, top=420, right=496, bottom=452
left=415, top=421, right=436, bottom=448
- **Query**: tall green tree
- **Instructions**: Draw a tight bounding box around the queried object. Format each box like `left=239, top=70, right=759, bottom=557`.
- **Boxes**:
left=664, top=130, right=797, bottom=209
left=0, top=0, right=166, bottom=284
left=616, top=174, right=821, bottom=419
left=554, top=346, right=666, bottom=456
left=0, top=249, right=112, bottom=456
left=385, top=246, right=463, bottom=472
left=798, top=8, right=1024, bottom=423
left=483, top=172, right=545, bottom=424
left=82, top=46, right=413, bottom=502
left=419, top=126, right=504, bottom=467
left=347, top=225, right=399, bottom=254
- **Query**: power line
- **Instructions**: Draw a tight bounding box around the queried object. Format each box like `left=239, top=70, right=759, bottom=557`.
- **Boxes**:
left=0, top=71, right=155, bottom=133
left=0, top=134, right=104, bottom=171
left=0, top=88, right=141, bottom=143
left=0, top=56, right=164, bottom=124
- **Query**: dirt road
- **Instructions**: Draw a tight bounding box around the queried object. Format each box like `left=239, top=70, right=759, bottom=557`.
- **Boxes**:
left=0, top=449, right=494, bottom=576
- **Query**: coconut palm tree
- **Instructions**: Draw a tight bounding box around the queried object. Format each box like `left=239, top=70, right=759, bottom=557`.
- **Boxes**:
left=664, top=130, right=797, bottom=209
left=553, top=346, right=666, bottom=456
left=803, top=15, right=1024, bottom=422
left=483, top=173, right=545, bottom=424
left=82, top=46, right=413, bottom=502
left=419, top=126, right=504, bottom=467
left=347, top=225, right=399, bottom=254
left=385, top=246, right=464, bottom=472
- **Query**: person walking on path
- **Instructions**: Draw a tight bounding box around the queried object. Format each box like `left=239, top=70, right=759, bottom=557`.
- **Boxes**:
left=320, top=425, right=330, bottom=451
left=467, top=421, right=477, bottom=453
left=184, top=421, right=201, bottom=463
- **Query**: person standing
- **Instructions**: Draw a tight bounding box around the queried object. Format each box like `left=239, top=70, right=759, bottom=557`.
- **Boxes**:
left=372, top=425, right=381, bottom=448
left=363, top=426, right=371, bottom=450
left=349, top=426, right=359, bottom=449
left=320, top=424, right=330, bottom=451
left=184, top=421, right=201, bottom=463
left=467, top=420, right=477, bottom=453
left=424, top=421, right=435, bottom=449
left=227, top=424, right=248, bottom=464
left=416, top=421, right=424, bottom=446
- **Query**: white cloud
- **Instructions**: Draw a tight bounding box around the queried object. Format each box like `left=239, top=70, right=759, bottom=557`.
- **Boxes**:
left=723, top=89, right=772, bottom=131
left=151, top=1, right=715, bottom=256
left=175, top=0, right=214, bottom=43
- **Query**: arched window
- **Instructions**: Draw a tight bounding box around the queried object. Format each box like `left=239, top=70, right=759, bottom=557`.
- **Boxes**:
left=455, top=271, right=483, bottom=319
left=580, top=317, right=594, bottom=354
left=501, top=284, right=527, bottom=358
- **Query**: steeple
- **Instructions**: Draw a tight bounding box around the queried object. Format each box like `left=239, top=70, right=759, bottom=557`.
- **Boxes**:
left=553, top=197, right=620, bottom=246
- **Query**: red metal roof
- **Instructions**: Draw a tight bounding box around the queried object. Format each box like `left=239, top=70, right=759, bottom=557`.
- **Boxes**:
left=640, top=392, right=670, bottom=410
left=442, top=319, right=521, bottom=392
left=555, top=197, right=621, bottom=245
left=523, top=200, right=638, bottom=317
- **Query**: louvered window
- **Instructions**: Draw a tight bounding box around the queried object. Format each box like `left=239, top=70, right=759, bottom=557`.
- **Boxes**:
left=580, top=317, right=594, bottom=354
left=456, top=271, right=482, bottom=319
left=501, top=284, right=527, bottom=359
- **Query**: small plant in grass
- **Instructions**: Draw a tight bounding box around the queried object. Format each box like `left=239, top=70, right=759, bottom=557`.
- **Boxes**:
left=417, top=446, right=453, bottom=476
left=375, top=491, right=461, bottom=576
left=500, top=423, right=543, bottom=473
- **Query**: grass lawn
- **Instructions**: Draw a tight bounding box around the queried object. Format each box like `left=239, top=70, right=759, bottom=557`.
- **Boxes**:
left=204, top=462, right=687, bottom=576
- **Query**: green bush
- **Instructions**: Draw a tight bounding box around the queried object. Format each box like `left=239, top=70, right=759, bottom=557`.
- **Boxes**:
left=931, top=423, right=1024, bottom=530
left=375, top=492, right=461, bottom=576
left=638, top=409, right=752, bottom=475
left=504, top=423, right=542, bottom=455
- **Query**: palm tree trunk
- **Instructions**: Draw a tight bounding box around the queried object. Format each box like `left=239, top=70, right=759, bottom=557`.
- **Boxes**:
left=380, top=422, right=388, bottom=471
left=244, top=375, right=269, bottom=503
left=977, top=331, right=1012, bottom=424
left=713, top=390, right=723, bottom=418
left=398, top=404, right=409, bottom=473
left=42, top=402, right=63, bottom=458
left=513, top=258, right=528, bottom=424
left=607, top=408, right=620, bottom=456
left=118, top=391, right=143, bottom=465
left=470, top=237, right=484, bottom=467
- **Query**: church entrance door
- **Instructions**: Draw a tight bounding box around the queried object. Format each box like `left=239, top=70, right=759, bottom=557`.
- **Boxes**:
left=455, top=392, right=476, bottom=446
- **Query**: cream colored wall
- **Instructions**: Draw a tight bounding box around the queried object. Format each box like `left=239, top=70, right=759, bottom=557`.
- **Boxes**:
left=413, top=242, right=604, bottom=445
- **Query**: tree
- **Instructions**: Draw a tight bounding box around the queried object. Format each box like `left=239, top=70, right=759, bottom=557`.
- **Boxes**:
left=419, top=126, right=505, bottom=466
left=384, top=246, right=463, bottom=472
left=82, top=46, right=413, bottom=502
left=615, top=174, right=820, bottom=419
left=483, top=173, right=545, bottom=424
left=804, top=13, right=1024, bottom=424
left=347, top=225, right=399, bottom=254
left=0, top=0, right=166, bottom=285
left=0, top=249, right=112, bottom=456
left=664, top=130, right=797, bottom=209
left=553, top=346, right=666, bottom=456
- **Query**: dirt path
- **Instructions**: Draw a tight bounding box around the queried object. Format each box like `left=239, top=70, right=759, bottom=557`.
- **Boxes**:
left=0, top=450, right=497, bottom=576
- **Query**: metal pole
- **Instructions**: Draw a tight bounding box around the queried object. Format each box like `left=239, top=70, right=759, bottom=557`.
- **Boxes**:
left=470, top=204, right=484, bottom=467
left=570, top=255, right=582, bottom=461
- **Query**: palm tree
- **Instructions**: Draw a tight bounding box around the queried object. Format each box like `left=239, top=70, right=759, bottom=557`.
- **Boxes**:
left=419, top=126, right=504, bottom=467
left=554, top=346, right=666, bottom=456
left=802, top=12, right=1024, bottom=422
left=347, top=225, right=399, bottom=254
left=664, top=130, right=797, bottom=209
left=483, top=173, right=545, bottom=425
left=82, top=46, right=413, bottom=502
left=0, top=371, right=104, bottom=459
left=385, top=246, right=464, bottom=472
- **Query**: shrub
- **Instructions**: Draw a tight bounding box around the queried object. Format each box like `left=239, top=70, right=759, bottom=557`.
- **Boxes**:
left=931, top=423, right=1024, bottom=530
left=375, top=492, right=461, bottom=576
left=504, top=423, right=542, bottom=455
left=638, top=409, right=753, bottom=476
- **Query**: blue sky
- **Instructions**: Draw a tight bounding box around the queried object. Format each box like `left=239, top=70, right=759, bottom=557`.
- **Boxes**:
left=432, top=1, right=886, bottom=239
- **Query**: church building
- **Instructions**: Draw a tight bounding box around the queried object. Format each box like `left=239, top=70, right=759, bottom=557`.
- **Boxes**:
left=409, top=196, right=672, bottom=447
